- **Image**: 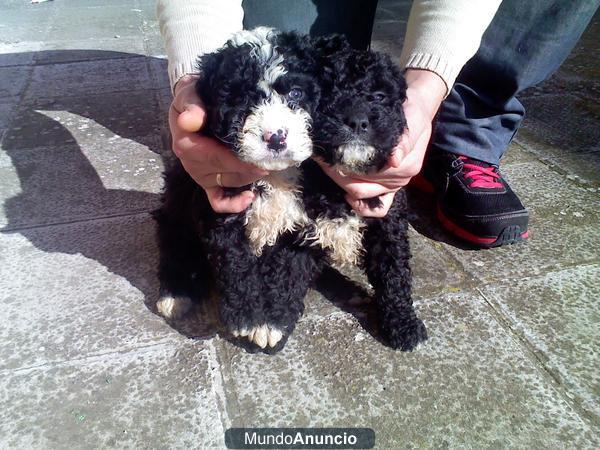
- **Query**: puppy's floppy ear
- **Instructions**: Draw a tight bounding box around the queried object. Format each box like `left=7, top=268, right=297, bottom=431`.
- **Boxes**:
left=378, top=52, right=407, bottom=101
left=369, top=50, right=408, bottom=105
left=311, top=34, right=353, bottom=88
left=311, top=34, right=351, bottom=57
left=195, top=50, right=225, bottom=107
left=275, top=31, right=318, bottom=70
left=381, top=53, right=408, bottom=104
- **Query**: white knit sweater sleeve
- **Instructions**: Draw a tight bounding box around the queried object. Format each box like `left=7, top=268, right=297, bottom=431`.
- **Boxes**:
left=156, top=0, right=244, bottom=91
left=400, top=0, right=503, bottom=93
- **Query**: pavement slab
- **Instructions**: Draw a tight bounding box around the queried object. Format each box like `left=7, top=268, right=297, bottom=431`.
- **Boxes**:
left=24, top=57, right=151, bottom=100
left=141, top=16, right=167, bottom=57
left=513, top=134, right=600, bottom=191
left=377, top=0, right=413, bottom=18
left=3, top=90, right=165, bottom=150
left=0, top=7, right=54, bottom=45
left=0, top=98, right=19, bottom=132
left=0, top=215, right=166, bottom=370
left=441, top=216, right=600, bottom=283
left=500, top=160, right=599, bottom=224
left=216, top=291, right=599, bottom=449
left=46, top=5, right=145, bottom=43
left=519, top=94, right=600, bottom=155
left=481, top=265, right=600, bottom=420
left=0, top=42, right=41, bottom=67
left=0, top=140, right=163, bottom=229
left=498, top=141, right=540, bottom=167
left=0, top=341, right=226, bottom=449
left=34, top=40, right=147, bottom=65
left=515, top=128, right=600, bottom=187
left=147, top=57, right=171, bottom=91
left=0, top=65, right=31, bottom=99
left=0, top=0, right=598, bottom=448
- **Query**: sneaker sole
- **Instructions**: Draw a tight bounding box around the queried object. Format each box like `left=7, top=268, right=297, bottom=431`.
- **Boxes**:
left=437, top=206, right=529, bottom=248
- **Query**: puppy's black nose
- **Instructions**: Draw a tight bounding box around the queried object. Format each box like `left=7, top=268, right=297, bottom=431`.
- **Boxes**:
left=268, top=134, right=286, bottom=151
left=264, top=128, right=287, bottom=152
left=343, top=112, right=370, bottom=134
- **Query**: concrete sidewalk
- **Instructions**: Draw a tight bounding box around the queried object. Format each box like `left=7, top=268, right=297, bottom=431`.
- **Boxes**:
left=0, top=1, right=598, bottom=448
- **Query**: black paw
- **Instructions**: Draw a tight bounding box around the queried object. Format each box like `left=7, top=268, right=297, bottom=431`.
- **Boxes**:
left=381, top=315, right=428, bottom=351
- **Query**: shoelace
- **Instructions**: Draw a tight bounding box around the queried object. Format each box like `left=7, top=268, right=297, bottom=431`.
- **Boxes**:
left=458, top=156, right=503, bottom=189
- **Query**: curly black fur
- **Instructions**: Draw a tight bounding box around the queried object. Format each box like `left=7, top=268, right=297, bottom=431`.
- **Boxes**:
left=156, top=30, right=427, bottom=353
left=312, top=38, right=407, bottom=173
left=198, top=32, right=321, bottom=152
left=155, top=29, right=322, bottom=352
left=302, top=36, right=428, bottom=351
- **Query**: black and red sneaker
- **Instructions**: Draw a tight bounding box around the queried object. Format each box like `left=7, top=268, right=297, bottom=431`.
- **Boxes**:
left=413, top=152, right=529, bottom=248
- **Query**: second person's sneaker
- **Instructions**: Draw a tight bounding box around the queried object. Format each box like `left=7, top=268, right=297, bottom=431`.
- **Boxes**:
left=414, top=151, right=529, bottom=248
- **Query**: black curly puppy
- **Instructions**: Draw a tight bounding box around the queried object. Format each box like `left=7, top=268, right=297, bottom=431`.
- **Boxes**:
left=155, top=28, right=321, bottom=351
left=302, top=38, right=428, bottom=351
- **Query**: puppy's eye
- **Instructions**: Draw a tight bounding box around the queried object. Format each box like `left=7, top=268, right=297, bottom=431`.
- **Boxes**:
left=288, top=87, right=304, bottom=102
left=366, top=92, right=386, bottom=102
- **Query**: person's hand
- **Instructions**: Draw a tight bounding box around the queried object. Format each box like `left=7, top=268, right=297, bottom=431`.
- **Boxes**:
left=316, top=69, right=446, bottom=217
left=169, top=75, right=269, bottom=213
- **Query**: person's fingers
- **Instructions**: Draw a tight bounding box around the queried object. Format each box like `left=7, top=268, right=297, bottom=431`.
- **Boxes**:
left=347, top=191, right=396, bottom=218
left=315, top=154, right=404, bottom=191
left=313, top=159, right=373, bottom=193
left=196, top=170, right=266, bottom=189
left=203, top=148, right=269, bottom=178
left=205, top=187, right=255, bottom=214
left=342, top=180, right=395, bottom=200
left=218, top=171, right=265, bottom=188
left=167, top=75, right=261, bottom=215
left=172, top=129, right=229, bottom=157
left=171, top=80, right=207, bottom=132
left=170, top=108, right=268, bottom=177
left=177, top=104, right=206, bottom=132
left=169, top=105, right=217, bottom=152
left=168, top=104, right=198, bottom=157
left=315, top=161, right=341, bottom=181
left=172, top=81, right=202, bottom=113
left=386, top=147, right=404, bottom=169
left=396, top=126, right=430, bottom=178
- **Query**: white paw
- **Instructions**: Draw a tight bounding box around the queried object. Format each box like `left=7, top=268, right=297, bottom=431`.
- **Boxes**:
left=232, top=324, right=283, bottom=348
left=156, top=295, right=192, bottom=319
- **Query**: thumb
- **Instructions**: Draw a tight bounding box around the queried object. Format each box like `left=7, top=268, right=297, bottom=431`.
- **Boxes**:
left=387, top=150, right=403, bottom=168
left=343, top=180, right=392, bottom=200
left=177, top=104, right=206, bottom=133
left=205, top=187, right=255, bottom=214
left=387, top=134, right=410, bottom=169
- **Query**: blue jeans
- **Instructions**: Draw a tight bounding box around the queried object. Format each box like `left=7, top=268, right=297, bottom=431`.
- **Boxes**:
left=432, top=0, right=598, bottom=164
left=242, top=0, right=378, bottom=50
left=243, top=0, right=598, bottom=164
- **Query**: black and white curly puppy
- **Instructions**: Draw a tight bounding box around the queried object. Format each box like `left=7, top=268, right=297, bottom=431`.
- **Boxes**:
left=155, top=28, right=321, bottom=351
left=302, top=38, right=428, bottom=351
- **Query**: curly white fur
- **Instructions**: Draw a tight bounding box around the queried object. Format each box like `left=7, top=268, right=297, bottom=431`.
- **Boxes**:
left=245, top=169, right=310, bottom=255
left=337, top=142, right=376, bottom=173
left=240, top=96, right=312, bottom=170
left=305, top=214, right=366, bottom=267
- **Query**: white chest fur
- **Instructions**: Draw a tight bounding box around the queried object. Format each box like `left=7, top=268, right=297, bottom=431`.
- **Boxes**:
left=308, top=214, right=366, bottom=267
left=245, top=168, right=309, bottom=255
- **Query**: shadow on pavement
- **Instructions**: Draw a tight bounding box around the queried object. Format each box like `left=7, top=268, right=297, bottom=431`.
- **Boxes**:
left=0, top=50, right=224, bottom=340
left=0, top=49, right=469, bottom=351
